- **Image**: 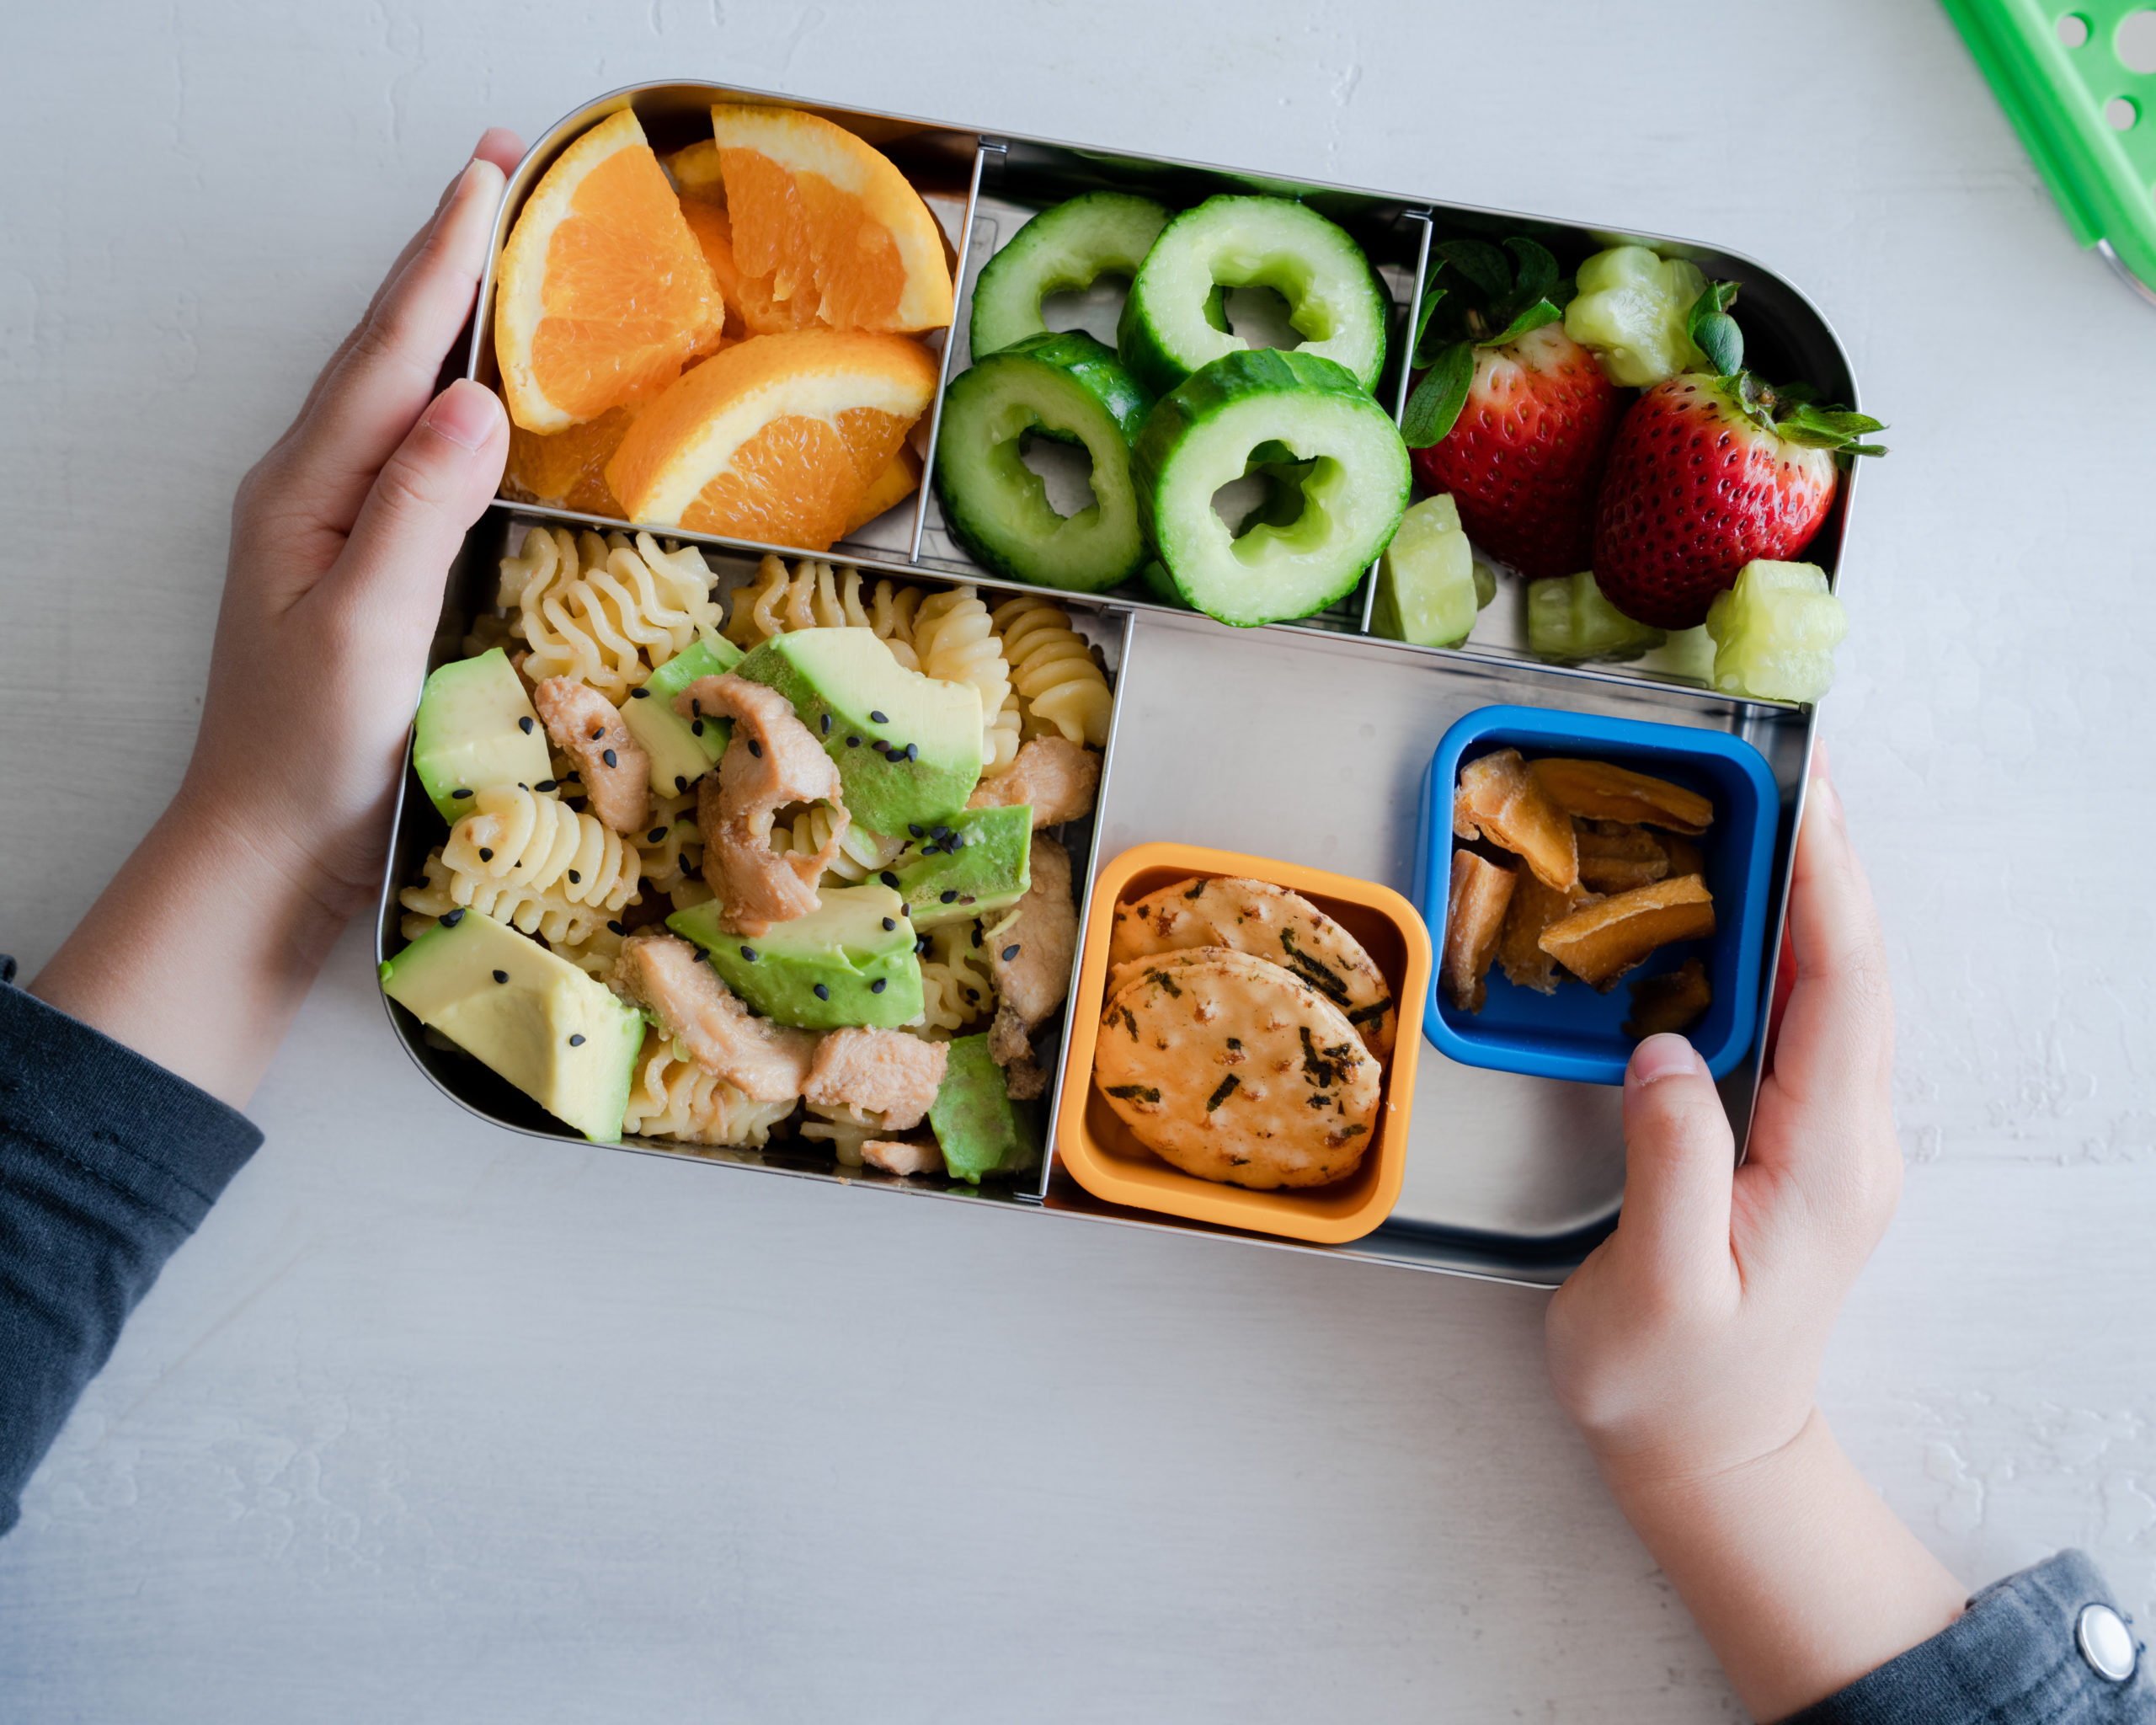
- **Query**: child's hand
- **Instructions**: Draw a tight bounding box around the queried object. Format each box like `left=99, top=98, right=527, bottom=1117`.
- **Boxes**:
left=31, top=133, right=525, bottom=1106
left=1546, top=754, right=1901, bottom=1489
left=184, top=131, right=522, bottom=918
left=1545, top=756, right=1965, bottom=1720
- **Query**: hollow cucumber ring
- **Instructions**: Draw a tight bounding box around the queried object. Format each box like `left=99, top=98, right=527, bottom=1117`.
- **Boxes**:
left=969, top=192, right=1172, bottom=360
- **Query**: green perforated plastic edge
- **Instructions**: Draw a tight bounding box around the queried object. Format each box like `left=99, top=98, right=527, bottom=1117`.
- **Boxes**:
left=1943, top=0, right=2156, bottom=302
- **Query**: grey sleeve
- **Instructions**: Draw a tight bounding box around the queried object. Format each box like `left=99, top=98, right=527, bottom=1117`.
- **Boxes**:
left=1785, top=1550, right=2152, bottom=1723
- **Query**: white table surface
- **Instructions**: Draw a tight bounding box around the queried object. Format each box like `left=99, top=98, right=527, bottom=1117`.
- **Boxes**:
left=6, top=2, right=2153, bottom=1717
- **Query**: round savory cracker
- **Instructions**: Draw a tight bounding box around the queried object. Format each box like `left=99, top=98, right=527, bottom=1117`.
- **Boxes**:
left=1095, top=948, right=1381, bottom=1190
left=1106, top=875, right=1396, bottom=1059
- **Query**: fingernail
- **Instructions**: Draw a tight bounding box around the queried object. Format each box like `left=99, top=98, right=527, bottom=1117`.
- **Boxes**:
left=1629, top=1033, right=1699, bottom=1087
left=426, top=382, right=502, bottom=451
left=1808, top=773, right=1843, bottom=824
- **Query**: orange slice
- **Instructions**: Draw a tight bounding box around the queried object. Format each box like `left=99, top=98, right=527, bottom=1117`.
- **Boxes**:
left=841, top=443, right=923, bottom=537
left=667, top=142, right=820, bottom=342
left=709, top=104, right=953, bottom=334
left=495, top=109, right=723, bottom=433
left=502, top=406, right=638, bottom=516
left=605, top=329, right=937, bottom=551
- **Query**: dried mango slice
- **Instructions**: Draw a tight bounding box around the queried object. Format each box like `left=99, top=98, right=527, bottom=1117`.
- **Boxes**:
left=1529, top=758, right=1712, bottom=835
left=1453, top=750, right=1578, bottom=891
left=1497, top=872, right=1598, bottom=996
left=1540, top=874, right=1714, bottom=989
left=1443, top=850, right=1517, bottom=1012
left=1576, top=820, right=1671, bottom=894
left=1623, top=957, right=1712, bottom=1038
left=1662, top=832, right=1705, bottom=879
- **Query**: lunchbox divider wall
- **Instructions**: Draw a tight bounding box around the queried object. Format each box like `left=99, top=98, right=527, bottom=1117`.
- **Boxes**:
left=905, top=139, right=997, bottom=563
left=1356, top=209, right=1436, bottom=633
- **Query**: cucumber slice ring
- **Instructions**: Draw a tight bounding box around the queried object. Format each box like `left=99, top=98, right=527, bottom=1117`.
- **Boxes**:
left=1118, top=195, right=1390, bottom=398
left=1135, top=349, right=1411, bottom=627
left=933, top=330, right=1153, bottom=593
left=969, top=192, right=1172, bottom=360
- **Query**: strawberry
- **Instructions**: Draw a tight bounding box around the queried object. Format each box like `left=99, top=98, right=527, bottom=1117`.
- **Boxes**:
left=1592, top=285, right=1884, bottom=628
left=1402, top=238, right=1622, bottom=582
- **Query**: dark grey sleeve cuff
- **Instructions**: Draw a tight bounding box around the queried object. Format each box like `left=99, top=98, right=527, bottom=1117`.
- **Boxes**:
left=1785, top=1550, right=2153, bottom=1723
left=0, top=963, right=264, bottom=1533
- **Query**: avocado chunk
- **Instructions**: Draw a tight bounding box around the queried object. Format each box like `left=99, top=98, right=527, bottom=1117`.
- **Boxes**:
left=930, top=1033, right=1043, bottom=1183
left=622, top=636, right=742, bottom=797
left=890, top=805, right=1033, bottom=929
left=380, top=910, right=644, bottom=1142
left=668, top=883, right=923, bottom=1029
left=733, top=629, right=983, bottom=833
left=411, top=649, right=552, bottom=822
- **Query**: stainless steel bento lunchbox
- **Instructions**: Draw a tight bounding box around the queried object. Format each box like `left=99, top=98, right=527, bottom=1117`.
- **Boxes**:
left=376, top=78, right=1858, bottom=1288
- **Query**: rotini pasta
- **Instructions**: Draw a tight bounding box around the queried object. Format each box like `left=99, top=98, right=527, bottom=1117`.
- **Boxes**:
left=499, top=526, right=719, bottom=701
left=991, top=595, right=1113, bottom=749
left=398, top=846, right=608, bottom=948
left=444, top=785, right=641, bottom=911
left=623, top=1029, right=799, bottom=1147
left=768, top=802, right=905, bottom=884
left=912, top=587, right=1017, bottom=773
left=547, top=925, right=624, bottom=980
left=910, top=921, right=997, bottom=1036
left=798, top=1101, right=882, bottom=1166
left=723, top=554, right=925, bottom=671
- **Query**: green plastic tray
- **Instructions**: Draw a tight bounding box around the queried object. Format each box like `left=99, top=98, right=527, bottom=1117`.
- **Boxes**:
left=1945, top=0, right=2156, bottom=303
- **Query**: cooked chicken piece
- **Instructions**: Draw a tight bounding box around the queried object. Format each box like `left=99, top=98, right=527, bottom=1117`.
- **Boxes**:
left=533, top=676, right=649, bottom=834
left=611, top=931, right=818, bottom=1102
left=987, top=836, right=1078, bottom=1074
left=675, top=673, right=848, bottom=936
left=861, top=1138, right=946, bottom=1178
left=995, top=1038, right=1051, bottom=1101
left=966, top=735, right=1099, bottom=829
left=803, top=1027, right=950, bottom=1132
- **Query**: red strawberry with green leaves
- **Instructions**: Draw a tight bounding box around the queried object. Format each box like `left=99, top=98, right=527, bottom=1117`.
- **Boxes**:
left=1592, top=284, right=1885, bottom=628
left=1403, top=238, right=1622, bottom=582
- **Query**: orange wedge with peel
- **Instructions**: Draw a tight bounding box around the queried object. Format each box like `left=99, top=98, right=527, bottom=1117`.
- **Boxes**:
left=503, top=405, right=638, bottom=516
left=605, top=328, right=937, bottom=551
left=708, top=104, right=953, bottom=334
left=494, top=109, right=723, bottom=433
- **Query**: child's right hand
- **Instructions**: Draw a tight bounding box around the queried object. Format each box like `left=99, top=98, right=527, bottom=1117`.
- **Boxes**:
left=1545, top=756, right=1967, bottom=1720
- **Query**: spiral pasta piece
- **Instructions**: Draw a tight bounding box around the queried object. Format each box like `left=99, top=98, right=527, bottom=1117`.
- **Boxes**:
left=910, top=921, right=997, bottom=1036
left=799, top=1102, right=883, bottom=1166
left=547, top=926, right=624, bottom=980
left=768, top=803, right=905, bottom=884
left=724, top=555, right=925, bottom=671
left=444, top=786, right=641, bottom=911
left=623, top=1029, right=799, bottom=1147
left=913, top=587, right=1016, bottom=772
left=398, top=847, right=608, bottom=948
left=499, top=526, right=718, bottom=701
left=990, top=595, right=1113, bottom=749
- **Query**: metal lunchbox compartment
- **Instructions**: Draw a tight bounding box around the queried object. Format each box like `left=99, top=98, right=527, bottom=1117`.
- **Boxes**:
left=376, top=77, right=1860, bottom=1287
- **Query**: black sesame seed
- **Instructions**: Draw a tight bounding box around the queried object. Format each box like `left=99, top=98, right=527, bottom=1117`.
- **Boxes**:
left=590, top=726, right=604, bottom=740
left=451, top=787, right=473, bottom=799
left=819, top=713, right=831, bottom=735
left=1001, top=944, right=1021, bottom=961
left=492, top=969, right=508, bottom=984
left=880, top=871, right=899, bottom=889
left=869, top=709, right=888, bottom=724
left=629, top=686, right=649, bottom=699
left=478, top=846, right=494, bottom=862
left=536, top=779, right=559, bottom=793
left=568, top=1033, right=585, bottom=1047
left=813, top=983, right=830, bottom=1001
left=948, top=834, right=965, bottom=851
left=900, top=902, right=912, bottom=918
left=881, top=916, right=896, bottom=931
left=607, top=920, right=626, bottom=936
left=940, top=889, right=958, bottom=904
left=675, top=775, right=689, bottom=792
left=870, top=978, right=886, bottom=993
left=691, top=719, right=704, bottom=736
left=568, top=869, right=581, bottom=884
left=971, top=926, right=982, bottom=946
left=904, top=744, right=919, bottom=761
left=908, top=824, right=924, bottom=838
left=441, top=908, right=465, bottom=927
left=648, top=827, right=667, bottom=844
left=846, top=735, right=860, bottom=748
left=872, top=739, right=889, bottom=753
left=931, top=825, right=950, bottom=840
left=601, top=749, right=617, bottom=768
left=916, top=936, right=931, bottom=955
left=747, top=740, right=762, bottom=758
left=691, top=699, right=702, bottom=717
left=519, top=716, right=535, bottom=733
left=739, top=947, right=758, bottom=962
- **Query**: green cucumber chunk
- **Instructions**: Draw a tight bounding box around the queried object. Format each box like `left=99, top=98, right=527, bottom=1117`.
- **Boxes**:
left=622, top=636, right=742, bottom=797
left=1526, top=571, right=1667, bottom=664
left=412, top=649, right=552, bottom=822
left=1563, top=245, right=1710, bottom=388
left=933, top=331, right=1152, bottom=593
left=1704, top=560, right=1847, bottom=702
left=969, top=192, right=1171, bottom=359
left=1118, top=195, right=1389, bottom=397
left=1134, top=349, right=1411, bottom=628
left=1372, top=493, right=1490, bottom=648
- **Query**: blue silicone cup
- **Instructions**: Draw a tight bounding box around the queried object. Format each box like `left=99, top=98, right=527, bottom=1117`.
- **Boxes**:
left=1416, top=705, right=1780, bottom=1085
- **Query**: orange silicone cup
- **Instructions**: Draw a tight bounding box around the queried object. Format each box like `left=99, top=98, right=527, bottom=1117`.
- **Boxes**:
left=1054, top=842, right=1431, bottom=1246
